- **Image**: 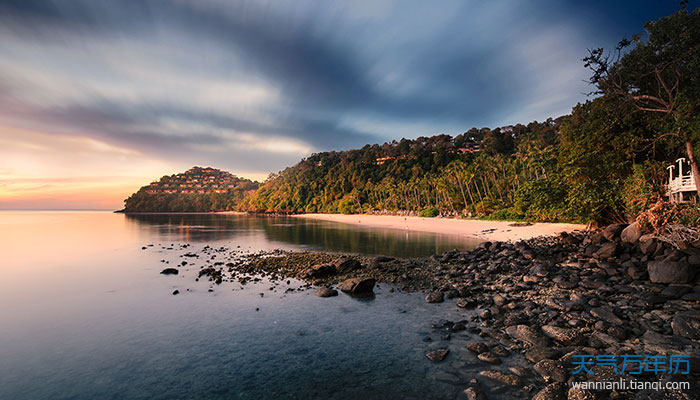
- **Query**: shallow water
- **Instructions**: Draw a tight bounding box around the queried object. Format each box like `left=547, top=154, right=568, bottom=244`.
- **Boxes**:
left=0, top=212, right=504, bottom=400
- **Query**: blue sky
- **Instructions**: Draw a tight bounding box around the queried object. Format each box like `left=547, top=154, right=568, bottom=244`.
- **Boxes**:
left=0, top=0, right=691, bottom=208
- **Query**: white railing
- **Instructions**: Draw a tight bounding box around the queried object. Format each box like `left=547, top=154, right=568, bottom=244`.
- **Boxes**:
left=667, top=175, right=697, bottom=195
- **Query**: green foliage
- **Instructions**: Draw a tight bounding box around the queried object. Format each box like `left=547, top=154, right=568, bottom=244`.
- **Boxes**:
left=419, top=207, right=439, bottom=218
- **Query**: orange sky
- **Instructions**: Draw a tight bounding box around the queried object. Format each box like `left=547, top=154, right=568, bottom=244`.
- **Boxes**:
left=0, top=124, right=268, bottom=210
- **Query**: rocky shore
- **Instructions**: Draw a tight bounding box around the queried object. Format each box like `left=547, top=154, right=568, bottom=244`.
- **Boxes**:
left=157, top=222, right=699, bottom=399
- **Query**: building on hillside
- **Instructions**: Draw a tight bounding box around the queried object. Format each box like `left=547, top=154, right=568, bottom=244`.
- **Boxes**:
left=667, top=158, right=697, bottom=202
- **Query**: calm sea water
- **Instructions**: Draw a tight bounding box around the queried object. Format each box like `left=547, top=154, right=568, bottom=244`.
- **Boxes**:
left=0, top=212, right=497, bottom=400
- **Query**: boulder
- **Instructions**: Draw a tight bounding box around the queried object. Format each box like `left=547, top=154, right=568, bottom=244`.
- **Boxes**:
left=302, top=263, right=336, bottom=279
left=334, top=258, right=362, bottom=274
left=672, top=311, right=700, bottom=340
left=590, top=307, right=623, bottom=325
left=594, top=242, right=618, bottom=259
left=160, top=268, right=179, bottom=275
left=315, top=287, right=338, bottom=297
left=638, top=234, right=658, bottom=255
left=602, top=223, right=627, bottom=241
left=647, top=259, right=693, bottom=284
left=425, top=291, right=444, bottom=303
left=337, top=277, right=376, bottom=294
left=620, top=221, right=643, bottom=243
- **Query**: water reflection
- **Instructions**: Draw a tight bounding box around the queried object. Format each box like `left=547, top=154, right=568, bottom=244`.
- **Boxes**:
left=124, top=213, right=479, bottom=257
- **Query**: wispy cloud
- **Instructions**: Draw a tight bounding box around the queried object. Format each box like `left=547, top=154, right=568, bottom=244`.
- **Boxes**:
left=0, top=0, right=685, bottom=208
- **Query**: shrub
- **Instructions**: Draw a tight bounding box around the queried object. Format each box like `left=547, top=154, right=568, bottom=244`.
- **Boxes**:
left=419, top=207, right=439, bottom=218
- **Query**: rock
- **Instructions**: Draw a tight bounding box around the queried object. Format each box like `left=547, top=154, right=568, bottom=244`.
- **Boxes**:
left=302, top=263, right=336, bottom=278
left=479, top=370, right=522, bottom=386
left=541, top=325, right=584, bottom=345
left=567, top=387, right=597, bottom=400
left=533, top=383, right=567, bottom=400
left=525, top=346, right=560, bottom=363
left=477, top=352, right=501, bottom=364
left=672, top=311, right=700, bottom=340
left=337, top=277, right=376, bottom=294
left=639, top=234, right=658, bottom=254
left=602, top=223, right=627, bottom=241
left=425, top=348, right=449, bottom=362
left=160, top=268, right=179, bottom=275
left=505, top=324, right=549, bottom=347
left=172, top=290, right=179, bottom=295
left=466, top=341, right=489, bottom=354
left=590, top=307, right=623, bottom=325
left=642, top=331, right=695, bottom=353
left=647, top=259, right=693, bottom=284
left=374, top=256, right=394, bottom=263
left=620, top=221, right=643, bottom=243
left=463, top=386, right=487, bottom=400
left=456, top=298, right=476, bottom=308
left=534, top=359, right=568, bottom=383
left=315, top=287, right=338, bottom=297
left=425, top=291, right=444, bottom=303
left=594, top=242, right=618, bottom=259
left=334, top=258, right=362, bottom=274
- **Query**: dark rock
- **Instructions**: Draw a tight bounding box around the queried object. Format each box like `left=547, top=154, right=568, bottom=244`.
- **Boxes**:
left=594, top=242, right=618, bottom=259
left=590, top=307, right=623, bottom=325
left=647, top=259, right=693, bottom=284
left=533, top=383, right=567, bottom=400
left=315, top=287, right=338, bottom=297
left=425, top=348, right=449, bottom=362
left=466, top=341, right=489, bottom=354
left=477, top=352, right=501, bottom=364
left=541, top=325, right=584, bottom=345
left=374, top=256, right=394, bottom=263
left=172, top=290, right=179, bottom=295
left=337, top=277, right=375, bottom=294
left=567, top=387, right=597, bottom=400
left=505, top=324, right=549, bottom=347
left=639, top=234, right=658, bottom=255
left=671, top=311, right=700, bottom=340
left=463, top=385, right=487, bottom=400
left=534, top=359, right=568, bottom=383
left=456, top=298, right=476, bottom=308
left=334, top=258, right=362, bottom=274
left=602, top=223, right=627, bottom=241
left=302, top=263, right=336, bottom=279
left=525, top=346, right=561, bottom=363
left=425, top=291, right=444, bottom=303
left=661, top=284, right=692, bottom=299
left=160, top=268, right=179, bottom=275
left=479, top=370, right=522, bottom=386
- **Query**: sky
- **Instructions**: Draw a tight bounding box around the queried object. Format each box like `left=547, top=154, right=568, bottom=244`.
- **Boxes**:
left=0, top=0, right=689, bottom=209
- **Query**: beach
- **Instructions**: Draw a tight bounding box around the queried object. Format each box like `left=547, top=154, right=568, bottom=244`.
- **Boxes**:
left=295, top=214, right=587, bottom=242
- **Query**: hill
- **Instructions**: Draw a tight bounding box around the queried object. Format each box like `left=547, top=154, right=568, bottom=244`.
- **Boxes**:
left=122, top=167, right=259, bottom=212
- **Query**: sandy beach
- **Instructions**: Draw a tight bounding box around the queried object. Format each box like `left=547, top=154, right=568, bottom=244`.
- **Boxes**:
left=295, top=214, right=587, bottom=242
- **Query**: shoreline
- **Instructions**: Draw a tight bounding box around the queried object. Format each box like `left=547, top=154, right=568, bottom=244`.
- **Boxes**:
left=295, top=213, right=587, bottom=242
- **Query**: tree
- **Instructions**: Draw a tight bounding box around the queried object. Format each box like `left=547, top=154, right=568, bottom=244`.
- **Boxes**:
left=584, top=9, right=700, bottom=196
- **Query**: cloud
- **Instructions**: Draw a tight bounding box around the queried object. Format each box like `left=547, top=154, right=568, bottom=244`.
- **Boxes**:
left=0, top=0, right=687, bottom=209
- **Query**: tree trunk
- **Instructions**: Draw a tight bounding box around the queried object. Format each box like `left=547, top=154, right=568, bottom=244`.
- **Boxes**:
left=686, top=141, right=700, bottom=198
